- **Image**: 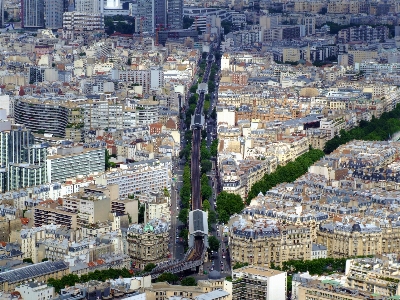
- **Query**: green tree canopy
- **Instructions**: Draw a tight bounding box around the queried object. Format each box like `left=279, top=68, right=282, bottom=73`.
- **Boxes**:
left=201, top=183, right=212, bottom=200
left=210, top=139, right=218, bottom=157
left=179, top=228, right=189, bottom=243
left=233, top=262, right=249, bottom=269
left=208, top=210, right=217, bottom=228
left=143, top=263, right=156, bottom=272
left=216, top=192, right=245, bottom=224
left=157, top=272, right=179, bottom=283
left=23, top=258, right=33, bottom=264
left=202, top=199, right=211, bottom=211
left=181, top=276, right=197, bottom=286
left=208, top=235, right=220, bottom=252
left=178, top=208, right=189, bottom=224
left=201, top=159, right=212, bottom=174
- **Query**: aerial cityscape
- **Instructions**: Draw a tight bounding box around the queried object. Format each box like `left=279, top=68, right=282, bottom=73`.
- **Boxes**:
left=1, top=0, right=400, bottom=299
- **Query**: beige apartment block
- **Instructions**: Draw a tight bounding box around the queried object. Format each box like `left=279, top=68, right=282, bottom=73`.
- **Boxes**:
left=230, top=217, right=312, bottom=268
left=348, top=50, right=378, bottom=64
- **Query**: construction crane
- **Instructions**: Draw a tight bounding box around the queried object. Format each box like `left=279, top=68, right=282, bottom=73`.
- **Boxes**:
left=155, top=23, right=162, bottom=46
left=194, top=16, right=199, bottom=32
left=140, top=17, right=145, bottom=44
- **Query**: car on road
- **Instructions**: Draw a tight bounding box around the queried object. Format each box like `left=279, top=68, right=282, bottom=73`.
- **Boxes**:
left=222, top=254, right=225, bottom=259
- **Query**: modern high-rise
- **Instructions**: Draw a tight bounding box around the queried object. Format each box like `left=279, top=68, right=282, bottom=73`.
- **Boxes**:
left=154, top=0, right=166, bottom=28
left=167, top=0, right=182, bottom=29
left=0, top=126, right=48, bottom=192
left=136, top=0, right=166, bottom=33
left=44, top=0, right=64, bottom=28
left=22, top=0, right=45, bottom=28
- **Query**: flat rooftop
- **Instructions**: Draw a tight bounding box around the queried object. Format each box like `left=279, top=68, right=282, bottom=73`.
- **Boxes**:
left=233, top=266, right=285, bottom=277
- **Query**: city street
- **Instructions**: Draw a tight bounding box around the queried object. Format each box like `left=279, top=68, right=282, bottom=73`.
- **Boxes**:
left=169, top=159, right=185, bottom=261
left=200, top=65, right=230, bottom=275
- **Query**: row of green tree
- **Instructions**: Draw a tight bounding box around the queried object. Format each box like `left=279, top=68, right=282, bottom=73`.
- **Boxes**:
left=246, top=149, right=325, bottom=203
left=272, top=257, right=347, bottom=275
left=200, top=140, right=212, bottom=174
left=180, top=164, right=192, bottom=210
left=210, top=139, right=218, bottom=157
left=324, top=103, right=400, bottom=154
left=48, top=268, right=133, bottom=293
left=156, top=273, right=197, bottom=286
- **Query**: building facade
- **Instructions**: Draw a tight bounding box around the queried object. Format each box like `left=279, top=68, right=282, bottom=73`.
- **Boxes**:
left=44, top=0, right=63, bottom=29
left=62, top=12, right=104, bottom=39
left=0, top=261, right=69, bottom=292
left=95, top=161, right=170, bottom=198
left=0, top=127, right=48, bottom=192
left=232, top=266, right=286, bottom=300
left=127, top=219, right=169, bottom=269
left=47, top=147, right=105, bottom=182
left=229, top=216, right=312, bottom=268
left=14, top=99, right=70, bottom=137
left=22, top=0, right=45, bottom=28
left=167, top=0, right=183, bottom=29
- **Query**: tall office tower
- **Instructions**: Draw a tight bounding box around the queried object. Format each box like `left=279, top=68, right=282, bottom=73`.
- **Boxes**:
left=167, top=0, right=182, bottom=29
left=44, top=0, right=64, bottom=28
left=136, top=0, right=166, bottom=33
left=22, top=0, right=45, bottom=28
left=154, top=0, right=166, bottom=28
left=75, top=0, right=101, bottom=13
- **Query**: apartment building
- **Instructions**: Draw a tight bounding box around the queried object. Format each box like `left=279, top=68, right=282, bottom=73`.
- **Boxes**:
left=111, top=198, right=139, bottom=223
left=47, top=146, right=105, bottom=182
left=317, top=222, right=387, bottom=258
left=95, top=160, right=170, bottom=198
left=338, top=26, right=389, bottom=43
left=220, top=157, right=277, bottom=200
left=229, top=216, right=312, bottom=268
left=136, top=100, right=160, bottom=125
left=346, top=256, right=400, bottom=297
left=348, top=50, right=378, bottom=64
left=33, top=206, right=78, bottom=229
left=15, top=282, right=55, bottom=300
left=127, top=219, right=169, bottom=269
left=232, top=266, right=286, bottom=300
left=15, top=224, right=75, bottom=263
left=112, top=70, right=151, bottom=94
left=0, top=261, right=69, bottom=292
left=311, top=243, right=327, bottom=260
left=62, top=12, right=104, bottom=40
left=141, top=191, right=171, bottom=223
left=62, top=188, right=112, bottom=228
left=297, top=280, right=393, bottom=300
left=14, top=99, right=70, bottom=137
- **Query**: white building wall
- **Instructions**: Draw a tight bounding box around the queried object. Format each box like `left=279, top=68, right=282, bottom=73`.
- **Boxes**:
left=267, top=272, right=286, bottom=300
